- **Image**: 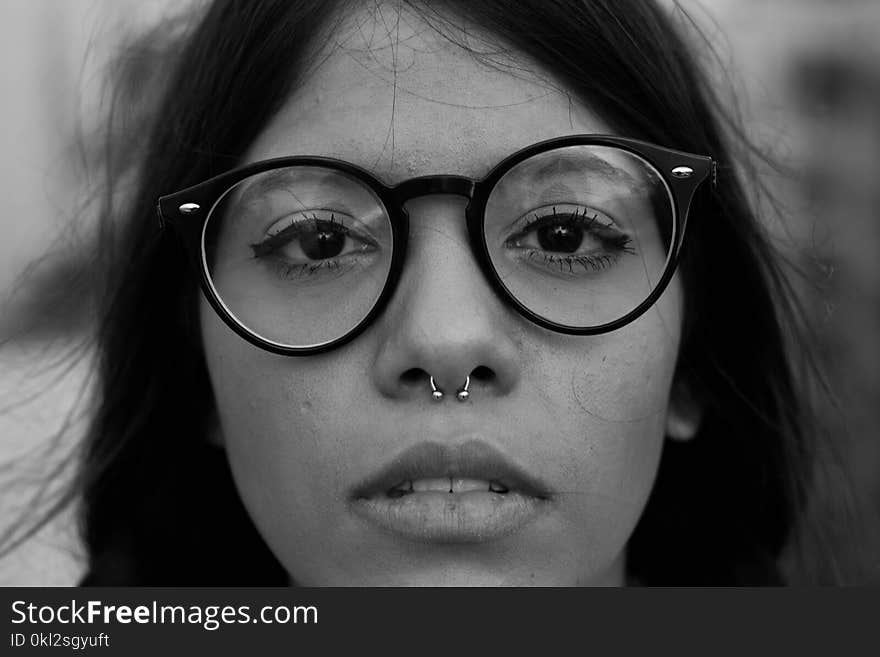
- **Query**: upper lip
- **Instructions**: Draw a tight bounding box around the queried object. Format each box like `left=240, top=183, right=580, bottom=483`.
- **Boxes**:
left=350, top=439, right=552, bottom=500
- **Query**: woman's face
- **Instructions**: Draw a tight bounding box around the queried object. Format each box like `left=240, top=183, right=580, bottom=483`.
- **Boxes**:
left=200, top=5, right=694, bottom=585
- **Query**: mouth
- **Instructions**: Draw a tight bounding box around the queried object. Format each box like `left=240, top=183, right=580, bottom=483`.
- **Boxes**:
left=349, top=440, right=552, bottom=543
left=385, top=477, right=513, bottom=497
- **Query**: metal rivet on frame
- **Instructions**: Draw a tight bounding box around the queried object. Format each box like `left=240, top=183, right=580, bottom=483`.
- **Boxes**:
left=178, top=203, right=201, bottom=215
left=671, top=166, right=694, bottom=179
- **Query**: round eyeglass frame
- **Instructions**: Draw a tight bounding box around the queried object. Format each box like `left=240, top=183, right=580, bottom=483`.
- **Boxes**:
left=157, top=134, right=715, bottom=356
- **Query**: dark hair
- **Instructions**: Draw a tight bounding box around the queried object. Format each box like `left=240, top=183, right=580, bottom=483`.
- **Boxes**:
left=66, top=0, right=821, bottom=584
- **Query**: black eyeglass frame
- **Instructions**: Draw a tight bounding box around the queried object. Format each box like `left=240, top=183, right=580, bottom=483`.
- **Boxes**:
left=158, top=134, right=715, bottom=356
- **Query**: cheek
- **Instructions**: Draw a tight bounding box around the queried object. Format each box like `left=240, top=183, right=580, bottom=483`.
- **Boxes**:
left=520, top=285, right=681, bottom=563
left=571, top=320, right=678, bottom=422
left=199, top=299, right=363, bottom=569
left=539, top=279, right=682, bottom=431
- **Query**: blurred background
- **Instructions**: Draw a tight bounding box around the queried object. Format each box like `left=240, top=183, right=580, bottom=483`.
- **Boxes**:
left=1, top=0, right=878, bottom=585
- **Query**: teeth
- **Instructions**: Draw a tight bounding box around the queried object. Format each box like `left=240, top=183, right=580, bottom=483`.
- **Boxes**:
left=387, top=478, right=511, bottom=496
left=412, top=478, right=454, bottom=492
left=452, top=478, right=490, bottom=493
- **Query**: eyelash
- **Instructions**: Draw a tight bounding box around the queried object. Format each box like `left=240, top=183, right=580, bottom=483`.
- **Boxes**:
left=525, top=251, right=621, bottom=273
left=505, top=206, right=635, bottom=272
left=248, top=205, right=635, bottom=281
left=267, top=258, right=353, bottom=279
left=249, top=212, right=373, bottom=279
left=250, top=212, right=346, bottom=257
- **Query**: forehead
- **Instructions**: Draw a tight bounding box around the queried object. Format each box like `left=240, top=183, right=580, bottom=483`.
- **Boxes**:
left=242, top=2, right=612, bottom=182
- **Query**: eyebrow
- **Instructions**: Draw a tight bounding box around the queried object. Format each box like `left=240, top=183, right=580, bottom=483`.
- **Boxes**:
left=234, top=168, right=310, bottom=210
left=231, top=168, right=363, bottom=222
left=231, top=147, right=648, bottom=210
left=518, top=150, right=640, bottom=188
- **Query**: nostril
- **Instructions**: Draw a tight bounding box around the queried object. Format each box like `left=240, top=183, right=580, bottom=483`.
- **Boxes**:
left=401, top=368, right=427, bottom=385
left=471, top=365, right=495, bottom=382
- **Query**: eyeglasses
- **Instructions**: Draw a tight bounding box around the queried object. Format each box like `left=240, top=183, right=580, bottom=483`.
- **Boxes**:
left=158, top=135, right=714, bottom=355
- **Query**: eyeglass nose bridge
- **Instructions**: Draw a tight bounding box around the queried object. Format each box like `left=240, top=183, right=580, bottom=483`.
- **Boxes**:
left=390, top=175, right=476, bottom=205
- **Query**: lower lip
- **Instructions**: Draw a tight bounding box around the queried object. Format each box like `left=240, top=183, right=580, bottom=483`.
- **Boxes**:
left=351, top=490, right=546, bottom=543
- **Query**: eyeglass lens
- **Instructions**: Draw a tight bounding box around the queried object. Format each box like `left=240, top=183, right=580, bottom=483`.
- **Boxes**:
left=202, top=145, right=675, bottom=348
left=484, top=145, right=673, bottom=328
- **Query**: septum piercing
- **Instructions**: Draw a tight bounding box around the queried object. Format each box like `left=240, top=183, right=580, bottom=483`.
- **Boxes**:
left=430, top=376, right=443, bottom=402
left=457, top=375, right=470, bottom=401
left=430, top=375, right=470, bottom=402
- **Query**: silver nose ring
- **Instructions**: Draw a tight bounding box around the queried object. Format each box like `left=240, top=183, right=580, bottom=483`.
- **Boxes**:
left=456, top=375, right=470, bottom=401
left=429, top=375, right=470, bottom=402
left=430, top=376, right=444, bottom=401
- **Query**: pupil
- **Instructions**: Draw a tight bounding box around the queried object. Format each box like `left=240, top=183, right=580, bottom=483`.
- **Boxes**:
left=301, top=227, right=345, bottom=260
left=537, top=222, right=583, bottom=253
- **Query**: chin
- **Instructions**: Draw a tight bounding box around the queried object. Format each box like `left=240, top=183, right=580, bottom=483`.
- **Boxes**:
left=357, top=568, right=540, bottom=587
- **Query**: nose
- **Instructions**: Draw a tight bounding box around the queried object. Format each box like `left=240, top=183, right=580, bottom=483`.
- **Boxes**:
left=370, top=196, right=521, bottom=401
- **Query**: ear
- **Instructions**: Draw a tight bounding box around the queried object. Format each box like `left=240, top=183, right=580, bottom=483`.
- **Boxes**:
left=666, top=378, right=703, bottom=442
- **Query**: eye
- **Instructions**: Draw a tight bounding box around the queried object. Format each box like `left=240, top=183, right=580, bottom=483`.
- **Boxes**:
left=504, top=205, right=632, bottom=256
left=524, top=214, right=590, bottom=253
left=250, top=210, right=378, bottom=264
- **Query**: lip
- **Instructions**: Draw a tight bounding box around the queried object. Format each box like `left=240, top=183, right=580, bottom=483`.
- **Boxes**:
left=349, top=440, right=552, bottom=543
